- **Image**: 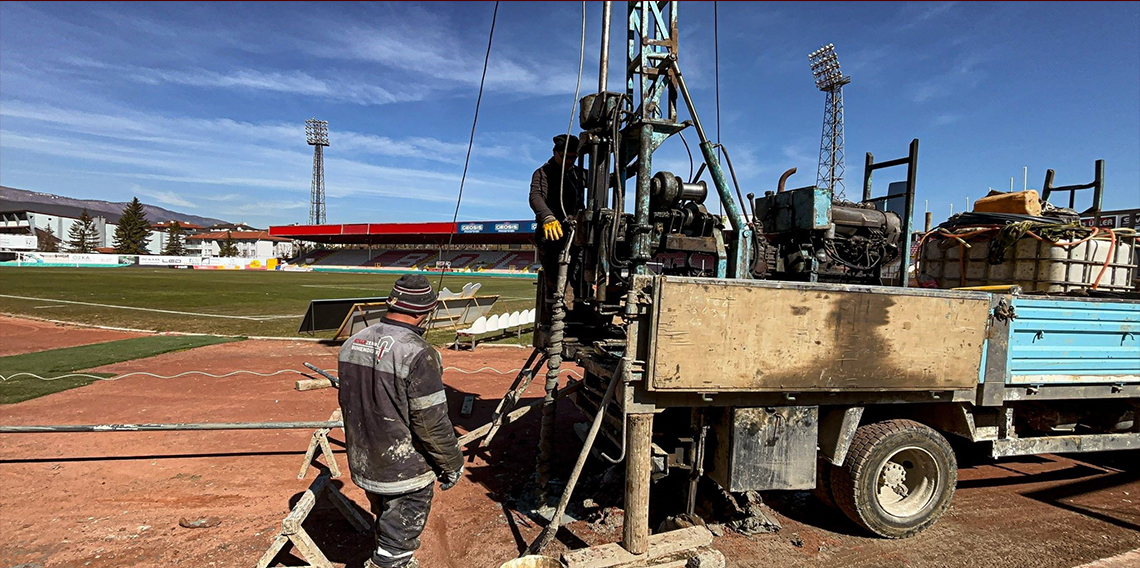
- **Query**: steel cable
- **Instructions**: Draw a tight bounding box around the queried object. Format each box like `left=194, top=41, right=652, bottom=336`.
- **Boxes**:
left=0, top=366, right=583, bottom=383
left=554, top=0, right=589, bottom=221
left=436, top=1, right=500, bottom=289
left=713, top=0, right=722, bottom=216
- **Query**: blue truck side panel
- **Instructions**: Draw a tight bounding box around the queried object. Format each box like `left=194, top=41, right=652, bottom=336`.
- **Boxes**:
left=1005, top=297, right=1140, bottom=384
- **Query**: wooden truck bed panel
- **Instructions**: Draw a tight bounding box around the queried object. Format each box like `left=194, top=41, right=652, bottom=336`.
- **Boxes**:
left=648, top=277, right=992, bottom=392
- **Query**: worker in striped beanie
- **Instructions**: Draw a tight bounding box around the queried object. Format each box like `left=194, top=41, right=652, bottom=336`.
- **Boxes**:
left=340, top=271, right=459, bottom=568
left=386, top=274, right=439, bottom=316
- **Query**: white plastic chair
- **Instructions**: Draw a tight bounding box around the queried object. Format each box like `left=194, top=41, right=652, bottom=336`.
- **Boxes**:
left=524, top=309, right=534, bottom=324
left=462, top=316, right=486, bottom=335
left=461, top=282, right=474, bottom=297
left=438, top=287, right=459, bottom=299
left=508, top=311, right=521, bottom=328
left=485, top=314, right=500, bottom=331
left=468, top=282, right=482, bottom=296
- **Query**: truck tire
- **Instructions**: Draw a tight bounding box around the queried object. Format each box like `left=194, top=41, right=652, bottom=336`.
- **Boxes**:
left=813, top=457, right=837, bottom=509
left=830, top=419, right=957, bottom=538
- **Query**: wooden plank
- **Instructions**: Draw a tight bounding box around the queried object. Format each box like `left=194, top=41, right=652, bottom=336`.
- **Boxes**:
left=327, top=485, right=372, bottom=533
left=1075, top=548, right=1140, bottom=568
left=290, top=527, right=334, bottom=568
left=651, top=278, right=991, bottom=392
left=317, top=431, right=340, bottom=478
left=254, top=534, right=289, bottom=568
left=297, top=432, right=323, bottom=479
left=283, top=472, right=330, bottom=535
left=295, top=378, right=334, bottom=391
left=562, top=526, right=715, bottom=568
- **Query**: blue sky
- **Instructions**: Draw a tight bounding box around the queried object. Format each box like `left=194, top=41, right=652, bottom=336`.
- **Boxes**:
left=1, top=1, right=1137, bottom=229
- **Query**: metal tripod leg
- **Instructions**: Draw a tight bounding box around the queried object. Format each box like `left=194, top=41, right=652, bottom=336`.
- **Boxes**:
left=483, top=349, right=549, bottom=447
left=298, top=409, right=342, bottom=479
left=525, top=361, right=623, bottom=556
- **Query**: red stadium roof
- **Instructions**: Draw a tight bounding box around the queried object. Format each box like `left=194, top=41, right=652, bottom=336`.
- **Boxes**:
left=268, top=220, right=538, bottom=245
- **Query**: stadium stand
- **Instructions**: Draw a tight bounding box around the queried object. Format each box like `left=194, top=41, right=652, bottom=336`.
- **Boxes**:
left=269, top=220, right=541, bottom=275
left=300, top=249, right=337, bottom=264
left=444, top=252, right=481, bottom=269
left=391, top=251, right=434, bottom=268
left=300, top=248, right=540, bottom=272
left=491, top=252, right=538, bottom=271
left=314, top=249, right=373, bottom=266
left=362, top=249, right=412, bottom=267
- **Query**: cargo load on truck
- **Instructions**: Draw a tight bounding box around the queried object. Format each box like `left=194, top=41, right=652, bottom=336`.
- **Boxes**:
left=917, top=161, right=1139, bottom=294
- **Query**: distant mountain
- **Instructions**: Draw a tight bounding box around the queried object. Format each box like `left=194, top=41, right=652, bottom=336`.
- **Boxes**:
left=0, top=186, right=228, bottom=227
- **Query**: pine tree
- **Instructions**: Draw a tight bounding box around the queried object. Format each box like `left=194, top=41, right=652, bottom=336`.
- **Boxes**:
left=218, top=231, right=239, bottom=257
left=162, top=222, right=186, bottom=256
left=112, top=197, right=151, bottom=255
left=67, top=210, right=99, bottom=253
left=38, top=226, right=60, bottom=252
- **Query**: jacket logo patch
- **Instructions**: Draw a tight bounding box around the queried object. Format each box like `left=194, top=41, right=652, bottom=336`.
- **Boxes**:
left=375, top=336, right=395, bottom=361
left=349, top=336, right=396, bottom=361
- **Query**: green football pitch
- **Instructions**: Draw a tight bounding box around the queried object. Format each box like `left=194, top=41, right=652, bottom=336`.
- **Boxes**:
left=0, top=267, right=538, bottom=339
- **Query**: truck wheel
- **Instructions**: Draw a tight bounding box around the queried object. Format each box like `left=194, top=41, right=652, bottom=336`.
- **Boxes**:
left=813, top=457, right=837, bottom=509
left=830, top=419, right=957, bottom=538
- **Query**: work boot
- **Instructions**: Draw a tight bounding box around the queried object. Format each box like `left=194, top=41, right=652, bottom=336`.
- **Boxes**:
left=363, top=558, right=419, bottom=568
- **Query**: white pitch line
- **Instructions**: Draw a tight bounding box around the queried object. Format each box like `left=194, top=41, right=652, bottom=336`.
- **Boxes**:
left=32, top=305, right=69, bottom=309
left=300, top=284, right=385, bottom=290
left=0, top=294, right=296, bottom=322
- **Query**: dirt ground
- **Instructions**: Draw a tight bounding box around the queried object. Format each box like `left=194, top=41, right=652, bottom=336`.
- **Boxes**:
left=0, top=315, right=145, bottom=356
left=0, top=316, right=1136, bottom=568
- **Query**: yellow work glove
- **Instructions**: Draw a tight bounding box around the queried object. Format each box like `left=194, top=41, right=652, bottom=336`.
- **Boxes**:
left=542, top=218, right=564, bottom=241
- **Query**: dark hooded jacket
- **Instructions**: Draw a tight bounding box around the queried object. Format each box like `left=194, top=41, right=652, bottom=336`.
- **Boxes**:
left=338, top=317, right=463, bottom=495
left=529, top=158, right=586, bottom=228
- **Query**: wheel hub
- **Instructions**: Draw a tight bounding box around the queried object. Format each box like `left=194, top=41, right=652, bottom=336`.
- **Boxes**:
left=881, top=462, right=908, bottom=497
left=875, top=446, right=940, bottom=518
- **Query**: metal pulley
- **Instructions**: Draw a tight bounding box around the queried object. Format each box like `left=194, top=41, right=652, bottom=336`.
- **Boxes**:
left=650, top=171, right=707, bottom=210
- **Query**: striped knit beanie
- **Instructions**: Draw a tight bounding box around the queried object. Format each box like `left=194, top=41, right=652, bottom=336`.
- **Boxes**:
left=387, top=274, right=438, bottom=315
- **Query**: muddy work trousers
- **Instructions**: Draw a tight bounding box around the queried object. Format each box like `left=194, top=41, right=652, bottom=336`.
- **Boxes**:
left=366, top=484, right=434, bottom=567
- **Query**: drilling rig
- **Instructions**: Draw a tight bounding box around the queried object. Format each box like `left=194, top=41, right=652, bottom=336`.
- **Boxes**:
left=511, top=0, right=1139, bottom=558
left=528, top=0, right=917, bottom=553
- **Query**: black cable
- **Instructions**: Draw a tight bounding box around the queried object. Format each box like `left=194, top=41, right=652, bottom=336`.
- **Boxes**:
left=679, top=131, right=694, bottom=183
left=554, top=0, right=588, bottom=222
left=713, top=0, right=722, bottom=216
left=437, top=1, right=499, bottom=290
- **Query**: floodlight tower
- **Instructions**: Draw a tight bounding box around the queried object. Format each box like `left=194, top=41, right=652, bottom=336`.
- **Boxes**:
left=808, top=44, right=851, bottom=199
left=305, top=118, right=330, bottom=225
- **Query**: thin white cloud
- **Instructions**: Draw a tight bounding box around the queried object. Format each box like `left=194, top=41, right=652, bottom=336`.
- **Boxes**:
left=910, top=51, right=987, bottom=103
left=132, top=185, right=197, bottom=209
left=0, top=103, right=529, bottom=221
left=215, top=200, right=309, bottom=217
left=131, top=68, right=420, bottom=105
left=899, top=2, right=959, bottom=30
left=318, top=9, right=580, bottom=98
left=933, top=113, right=961, bottom=126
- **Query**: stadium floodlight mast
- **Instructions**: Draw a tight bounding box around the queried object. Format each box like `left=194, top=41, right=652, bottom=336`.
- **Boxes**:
left=808, top=44, right=852, bottom=199
left=305, top=118, right=329, bottom=225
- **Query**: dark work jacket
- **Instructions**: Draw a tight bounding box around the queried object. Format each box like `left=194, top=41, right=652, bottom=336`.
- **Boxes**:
left=529, top=158, right=586, bottom=231
left=338, top=318, right=462, bottom=495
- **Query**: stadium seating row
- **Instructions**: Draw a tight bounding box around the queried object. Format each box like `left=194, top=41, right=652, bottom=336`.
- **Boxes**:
left=454, top=309, right=536, bottom=348
left=302, top=248, right=540, bottom=272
